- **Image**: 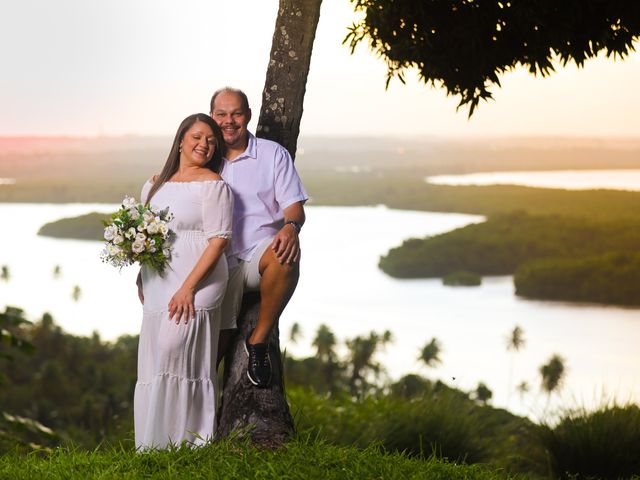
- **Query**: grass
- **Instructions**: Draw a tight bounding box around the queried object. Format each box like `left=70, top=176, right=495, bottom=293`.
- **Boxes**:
left=539, top=404, right=640, bottom=480
left=0, top=439, right=515, bottom=479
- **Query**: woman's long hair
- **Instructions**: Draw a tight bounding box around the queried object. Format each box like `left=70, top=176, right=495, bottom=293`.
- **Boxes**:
left=146, top=113, right=225, bottom=204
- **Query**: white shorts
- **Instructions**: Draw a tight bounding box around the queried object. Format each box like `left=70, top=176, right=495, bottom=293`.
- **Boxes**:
left=220, top=237, right=272, bottom=330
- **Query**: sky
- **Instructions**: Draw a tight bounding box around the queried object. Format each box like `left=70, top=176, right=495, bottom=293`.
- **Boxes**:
left=1, top=0, right=639, bottom=138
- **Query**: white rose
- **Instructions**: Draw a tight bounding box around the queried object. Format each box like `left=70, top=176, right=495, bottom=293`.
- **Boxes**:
left=159, top=224, right=168, bottom=235
left=132, top=240, right=145, bottom=253
left=129, top=208, right=140, bottom=220
left=107, top=244, right=122, bottom=256
left=147, top=222, right=159, bottom=234
left=143, top=211, right=154, bottom=222
left=125, top=227, right=137, bottom=239
left=135, top=232, right=147, bottom=242
left=113, top=235, right=124, bottom=245
left=104, top=225, right=118, bottom=241
left=122, top=196, right=136, bottom=208
left=137, top=222, right=148, bottom=232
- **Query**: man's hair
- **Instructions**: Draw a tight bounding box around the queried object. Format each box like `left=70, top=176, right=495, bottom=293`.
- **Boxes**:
left=210, top=87, right=250, bottom=114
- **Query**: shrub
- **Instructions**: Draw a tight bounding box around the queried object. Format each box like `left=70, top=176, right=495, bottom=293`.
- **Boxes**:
left=540, top=404, right=640, bottom=479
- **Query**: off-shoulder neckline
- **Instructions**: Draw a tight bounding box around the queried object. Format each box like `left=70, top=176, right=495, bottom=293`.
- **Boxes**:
left=145, top=179, right=224, bottom=185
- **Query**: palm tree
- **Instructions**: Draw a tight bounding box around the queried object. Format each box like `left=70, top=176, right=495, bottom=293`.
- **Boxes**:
left=516, top=380, right=530, bottom=400
left=346, top=330, right=392, bottom=399
left=540, top=354, right=566, bottom=408
left=474, top=382, right=493, bottom=405
left=288, top=322, right=302, bottom=344
left=312, top=324, right=340, bottom=394
left=505, top=325, right=526, bottom=406
left=71, top=285, right=82, bottom=302
left=312, top=324, right=336, bottom=363
left=419, top=337, right=442, bottom=371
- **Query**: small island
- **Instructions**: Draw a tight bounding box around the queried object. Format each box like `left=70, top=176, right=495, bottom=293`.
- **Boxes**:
left=380, top=211, right=640, bottom=307
left=38, top=212, right=108, bottom=241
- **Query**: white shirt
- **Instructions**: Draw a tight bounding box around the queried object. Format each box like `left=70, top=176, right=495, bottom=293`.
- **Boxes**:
left=220, top=132, right=308, bottom=262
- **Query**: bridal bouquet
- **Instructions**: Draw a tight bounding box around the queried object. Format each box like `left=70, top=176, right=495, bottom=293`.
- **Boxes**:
left=101, top=196, right=174, bottom=274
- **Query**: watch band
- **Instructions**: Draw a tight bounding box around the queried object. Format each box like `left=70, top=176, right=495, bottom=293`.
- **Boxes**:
left=285, top=220, right=302, bottom=234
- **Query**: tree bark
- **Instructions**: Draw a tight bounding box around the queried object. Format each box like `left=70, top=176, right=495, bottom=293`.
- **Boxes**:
left=216, top=0, right=322, bottom=447
left=256, top=0, right=323, bottom=161
left=216, top=292, right=293, bottom=447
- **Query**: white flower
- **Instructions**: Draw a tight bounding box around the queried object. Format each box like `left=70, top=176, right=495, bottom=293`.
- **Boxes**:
left=122, top=196, right=137, bottom=208
left=143, top=211, right=154, bottom=222
left=125, top=227, right=137, bottom=239
left=113, top=235, right=124, bottom=245
left=107, top=244, right=122, bottom=256
left=129, top=208, right=140, bottom=220
left=104, top=225, right=118, bottom=241
left=135, top=232, right=147, bottom=242
left=166, top=213, right=175, bottom=222
left=163, top=248, right=171, bottom=258
left=137, top=222, right=148, bottom=232
left=159, top=224, right=168, bottom=235
left=147, top=222, right=160, bottom=234
left=131, top=240, right=145, bottom=253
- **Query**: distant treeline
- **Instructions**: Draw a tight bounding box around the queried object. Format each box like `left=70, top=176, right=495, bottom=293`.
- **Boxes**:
left=380, top=212, right=640, bottom=306
left=515, top=252, right=640, bottom=306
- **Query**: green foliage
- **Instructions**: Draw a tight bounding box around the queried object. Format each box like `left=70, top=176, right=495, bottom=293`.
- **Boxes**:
left=443, top=270, right=482, bottom=286
left=381, top=212, right=640, bottom=278
left=347, top=0, right=640, bottom=115
left=539, top=404, right=640, bottom=480
left=515, top=251, right=640, bottom=306
left=289, top=387, right=488, bottom=463
left=288, top=384, right=545, bottom=475
left=380, top=212, right=640, bottom=306
left=539, top=354, right=565, bottom=397
left=0, top=439, right=510, bottom=480
left=0, top=314, right=137, bottom=451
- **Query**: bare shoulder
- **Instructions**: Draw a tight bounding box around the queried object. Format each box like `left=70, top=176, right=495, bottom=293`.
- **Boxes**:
left=148, top=174, right=159, bottom=184
left=198, top=171, right=222, bottom=182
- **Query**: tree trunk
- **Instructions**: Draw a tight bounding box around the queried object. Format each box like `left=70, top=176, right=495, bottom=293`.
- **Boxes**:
left=216, top=292, right=293, bottom=447
left=256, top=0, right=323, bottom=161
left=216, top=0, right=322, bottom=447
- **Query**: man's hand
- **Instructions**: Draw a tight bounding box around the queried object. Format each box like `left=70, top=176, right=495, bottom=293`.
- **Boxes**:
left=271, top=224, right=300, bottom=265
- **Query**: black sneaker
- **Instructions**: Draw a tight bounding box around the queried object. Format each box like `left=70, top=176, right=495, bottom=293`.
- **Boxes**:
left=244, top=339, right=272, bottom=388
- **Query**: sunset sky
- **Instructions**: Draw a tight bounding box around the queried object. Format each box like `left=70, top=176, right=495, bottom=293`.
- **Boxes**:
left=2, top=0, right=639, bottom=138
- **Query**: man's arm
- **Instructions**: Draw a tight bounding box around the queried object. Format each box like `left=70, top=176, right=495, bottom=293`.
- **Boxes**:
left=271, top=201, right=305, bottom=264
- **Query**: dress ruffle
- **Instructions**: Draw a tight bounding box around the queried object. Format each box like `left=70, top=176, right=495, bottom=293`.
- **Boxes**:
left=134, top=308, right=221, bottom=449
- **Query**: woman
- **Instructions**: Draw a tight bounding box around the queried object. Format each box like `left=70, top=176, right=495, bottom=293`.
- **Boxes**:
left=134, top=113, right=233, bottom=449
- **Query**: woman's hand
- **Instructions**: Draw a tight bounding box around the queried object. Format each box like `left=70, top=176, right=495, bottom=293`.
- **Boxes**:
left=136, top=271, right=144, bottom=305
left=168, top=286, right=195, bottom=324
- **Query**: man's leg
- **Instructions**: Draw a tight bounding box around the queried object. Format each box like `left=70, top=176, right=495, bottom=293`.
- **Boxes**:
left=248, top=245, right=300, bottom=345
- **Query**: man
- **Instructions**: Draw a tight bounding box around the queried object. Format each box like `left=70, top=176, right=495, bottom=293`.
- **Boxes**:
left=210, top=87, right=307, bottom=388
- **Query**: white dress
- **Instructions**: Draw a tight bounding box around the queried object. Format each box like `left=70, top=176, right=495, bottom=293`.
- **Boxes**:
left=133, top=180, right=233, bottom=450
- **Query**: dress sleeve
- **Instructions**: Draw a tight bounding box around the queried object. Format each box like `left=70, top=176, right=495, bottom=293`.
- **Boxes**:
left=202, top=181, right=234, bottom=240
left=140, top=180, right=152, bottom=204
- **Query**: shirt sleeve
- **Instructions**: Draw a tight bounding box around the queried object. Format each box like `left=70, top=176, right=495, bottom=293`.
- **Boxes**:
left=202, top=181, right=234, bottom=240
left=274, top=145, right=309, bottom=210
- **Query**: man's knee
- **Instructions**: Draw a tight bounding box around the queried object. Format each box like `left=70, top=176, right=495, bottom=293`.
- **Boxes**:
left=259, top=247, right=300, bottom=280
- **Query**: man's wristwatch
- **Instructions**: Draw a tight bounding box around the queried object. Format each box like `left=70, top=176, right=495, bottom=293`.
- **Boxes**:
left=284, top=220, right=302, bottom=234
